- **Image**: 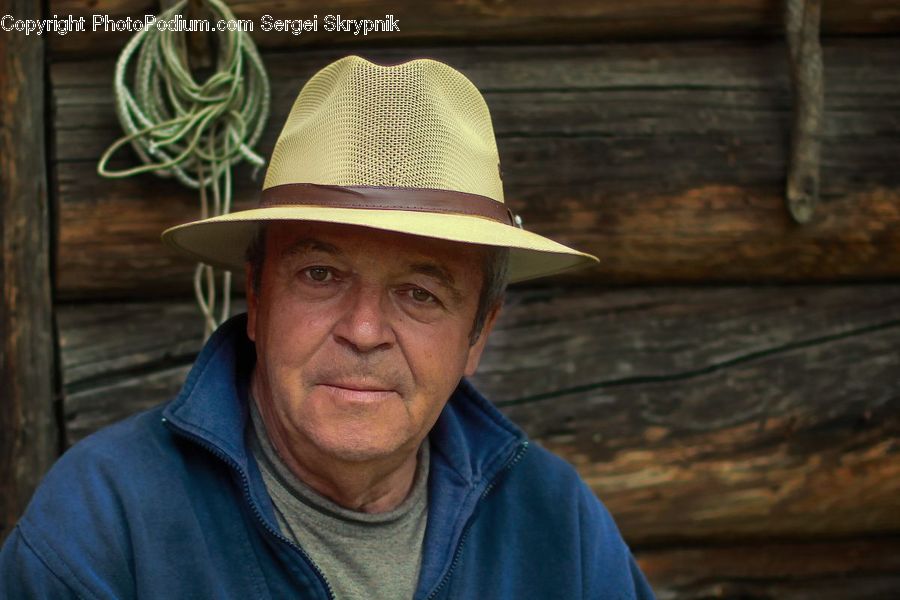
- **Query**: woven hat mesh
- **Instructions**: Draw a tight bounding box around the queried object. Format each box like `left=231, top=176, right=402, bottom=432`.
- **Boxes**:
left=263, top=56, right=505, bottom=203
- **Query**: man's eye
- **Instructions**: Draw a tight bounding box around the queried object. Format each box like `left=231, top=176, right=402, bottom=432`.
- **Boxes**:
left=409, top=288, right=435, bottom=303
left=304, top=267, right=333, bottom=282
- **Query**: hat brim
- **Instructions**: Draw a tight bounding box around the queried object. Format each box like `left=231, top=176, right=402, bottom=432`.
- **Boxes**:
left=161, top=206, right=598, bottom=284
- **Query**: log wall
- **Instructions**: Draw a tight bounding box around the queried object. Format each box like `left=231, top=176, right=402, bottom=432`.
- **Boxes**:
left=52, top=40, right=900, bottom=298
left=14, top=0, right=900, bottom=596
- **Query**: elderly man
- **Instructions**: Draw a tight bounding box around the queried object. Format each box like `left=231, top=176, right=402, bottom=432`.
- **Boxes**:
left=1, top=56, right=654, bottom=599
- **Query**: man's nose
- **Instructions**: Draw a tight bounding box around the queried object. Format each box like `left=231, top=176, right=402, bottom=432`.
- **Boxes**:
left=332, top=284, right=396, bottom=353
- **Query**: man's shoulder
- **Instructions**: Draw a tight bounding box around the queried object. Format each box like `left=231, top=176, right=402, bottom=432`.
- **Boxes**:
left=15, top=399, right=232, bottom=555
left=486, top=440, right=630, bottom=549
left=7, top=403, right=187, bottom=597
left=458, top=442, right=654, bottom=598
left=20, top=403, right=183, bottom=528
left=506, top=441, right=589, bottom=500
left=52, top=403, right=177, bottom=478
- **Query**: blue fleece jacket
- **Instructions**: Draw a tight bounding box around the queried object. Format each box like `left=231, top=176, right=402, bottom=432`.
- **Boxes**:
left=0, top=315, right=655, bottom=599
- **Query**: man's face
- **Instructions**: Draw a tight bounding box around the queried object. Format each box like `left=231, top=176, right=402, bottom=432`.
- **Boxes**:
left=246, top=221, right=498, bottom=465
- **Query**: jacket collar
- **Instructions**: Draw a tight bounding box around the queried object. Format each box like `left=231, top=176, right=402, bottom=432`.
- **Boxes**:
left=162, top=313, right=529, bottom=596
left=162, top=314, right=256, bottom=472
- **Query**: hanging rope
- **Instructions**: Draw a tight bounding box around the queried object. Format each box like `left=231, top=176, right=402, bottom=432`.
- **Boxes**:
left=784, top=0, right=823, bottom=224
left=97, top=0, right=270, bottom=337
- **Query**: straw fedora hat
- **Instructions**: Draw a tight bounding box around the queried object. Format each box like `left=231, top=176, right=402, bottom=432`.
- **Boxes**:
left=162, top=55, right=598, bottom=283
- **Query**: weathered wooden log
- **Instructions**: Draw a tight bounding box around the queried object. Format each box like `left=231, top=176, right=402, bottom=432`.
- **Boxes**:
left=0, top=0, right=58, bottom=542
left=60, top=300, right=246, bottom=445
left=47, top=0, right=900, bottom=58
left=52, top=40, right=900, bottom=298
left=636, top=537, right=900, bottom=599
left=58, top=285, right=900, bottom=543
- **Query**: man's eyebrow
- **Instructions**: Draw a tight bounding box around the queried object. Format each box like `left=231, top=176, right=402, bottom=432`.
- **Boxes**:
left=279, top=238, right=342, bottom=259
left=409, top=262, right=464, bottom=302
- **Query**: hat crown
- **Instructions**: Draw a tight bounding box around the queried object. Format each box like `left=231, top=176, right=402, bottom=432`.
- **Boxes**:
left=264, top=56, right=504, bottom=203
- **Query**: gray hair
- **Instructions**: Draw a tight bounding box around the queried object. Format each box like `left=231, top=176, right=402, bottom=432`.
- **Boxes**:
left=245, top=224, right=507, bottom=345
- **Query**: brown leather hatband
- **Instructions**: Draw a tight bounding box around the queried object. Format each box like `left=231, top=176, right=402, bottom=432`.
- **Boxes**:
left=260, top=183, right=515, bottom=226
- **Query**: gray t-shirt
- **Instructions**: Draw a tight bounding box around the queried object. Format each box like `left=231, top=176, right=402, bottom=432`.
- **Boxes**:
left=248, top=399, right=429, bottom=600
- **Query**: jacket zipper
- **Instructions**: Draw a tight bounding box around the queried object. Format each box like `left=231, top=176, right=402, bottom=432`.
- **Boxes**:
left=162, top=418, right=337, bottom=600
left=424, top=440, right=530, bottom=600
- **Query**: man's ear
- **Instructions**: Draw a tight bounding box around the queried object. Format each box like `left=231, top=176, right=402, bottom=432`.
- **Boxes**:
left=245, top=264, right=257, bottom=342
left=464, top=304, right=502, bottom=377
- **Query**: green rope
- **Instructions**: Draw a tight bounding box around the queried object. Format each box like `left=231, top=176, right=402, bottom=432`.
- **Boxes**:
left=97, top=0, right=269, bottom=338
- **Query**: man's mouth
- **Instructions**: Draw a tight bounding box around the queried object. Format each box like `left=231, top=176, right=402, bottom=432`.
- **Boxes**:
left=317, top=380, right=398, bottom=403
left=323, top=379, right=393, bottom=392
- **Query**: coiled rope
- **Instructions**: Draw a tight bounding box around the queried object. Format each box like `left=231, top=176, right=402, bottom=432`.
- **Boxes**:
left=97, top=0, right=269, bottom=337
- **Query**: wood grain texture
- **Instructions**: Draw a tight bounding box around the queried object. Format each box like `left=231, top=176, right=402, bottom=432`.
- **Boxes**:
left=0, top=0, right=59, bottom=542
left=51, top=40, right=900, bottom=298
left=492, top=287, right=900, bottom=544
left=636, top=538, right=900, bottom=599
left=58, top=285, right=900, bottom=544
left=47, top=0, right=900, bottom=58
